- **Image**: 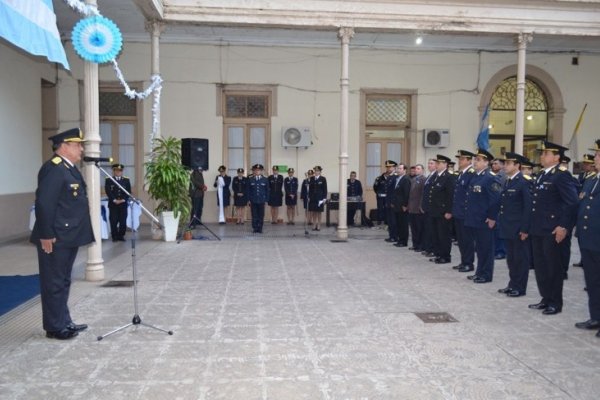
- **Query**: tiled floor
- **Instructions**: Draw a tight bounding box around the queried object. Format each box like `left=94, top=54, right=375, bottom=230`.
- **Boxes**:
left=1, top=224, right=599, bottom=399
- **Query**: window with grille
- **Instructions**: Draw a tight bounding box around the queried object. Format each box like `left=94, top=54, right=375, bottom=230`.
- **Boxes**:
left=99, top=92, right=136, bottom=116
left=225, top=95, right=269, bottom=119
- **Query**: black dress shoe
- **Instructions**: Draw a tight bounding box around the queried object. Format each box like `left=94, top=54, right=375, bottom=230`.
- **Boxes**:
left=494, top=254, right=506, bottom=260
left=528, top=302, right=548, bottom=310
left=46, top=329, right=78, bottom=340
left=498, top=287, right=512, bottom=294
left=507, top=290, right=525, bottom=297
left=435, top=258, right=451, bottom=264
left=409, top=246, right=417, bottom=250
left=458, top=265, right=474, bottom=273
left=467, top=274, right=478, bottom=280
left=424, top=252, right=435, bottom=257
left=473, top=277, right=491, bottom=284
left=452, top=264, right=464, bottom=270
left=384, top=238, right=395, bottom=242
left=575, top=319, right=600, bottom=330
left=394, top=243, right=407, bottom=247
left=542, top=306, right=561, bottom=315
left=573, top=262, right=583, bottom=267
left=429, top=257, right=438, bottom=262
left=67, top=322, right=88, bottom=332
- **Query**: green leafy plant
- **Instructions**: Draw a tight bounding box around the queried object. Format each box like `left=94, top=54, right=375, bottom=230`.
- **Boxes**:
left=144, top=137, right=191, bottom=225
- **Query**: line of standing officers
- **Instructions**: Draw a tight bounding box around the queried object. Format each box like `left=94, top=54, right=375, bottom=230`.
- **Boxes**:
left=377, top=139, right=600, bottom=338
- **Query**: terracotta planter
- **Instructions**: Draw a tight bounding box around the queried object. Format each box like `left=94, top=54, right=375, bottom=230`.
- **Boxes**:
left=183, top=230, right=193, bottom=240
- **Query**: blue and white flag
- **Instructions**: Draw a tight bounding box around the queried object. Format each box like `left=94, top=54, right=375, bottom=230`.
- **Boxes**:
left=476, top=104, right=491, bottom=151
left=0, top=0, right=70, bottom=69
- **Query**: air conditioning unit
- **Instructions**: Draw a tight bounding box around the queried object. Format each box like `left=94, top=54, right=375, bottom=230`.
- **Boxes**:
left=282, top=126, right=312, bottom=148
left=423, top=129, right=450, bottom=148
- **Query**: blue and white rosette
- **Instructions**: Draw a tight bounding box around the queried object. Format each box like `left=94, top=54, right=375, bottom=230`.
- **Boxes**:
left=72, top=16, right=122, bottom=63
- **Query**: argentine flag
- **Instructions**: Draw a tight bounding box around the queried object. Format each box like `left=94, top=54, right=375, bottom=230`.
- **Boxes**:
left=0, top=0, right=69, bottom=69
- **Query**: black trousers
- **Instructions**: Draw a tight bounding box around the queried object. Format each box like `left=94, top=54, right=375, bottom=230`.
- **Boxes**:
left=250, top=202, right=265, bottom=232
left=454, top=218, right=474, bottom=267
left=386, top=207, right=397, bottom=240
left=505, top=237, right=530, bottom=293
left=109, top=204, right=128, bottom=239
left=559, top=232, right=572, bottom=275
left=467, top=225, right=495, bottom=281
left=376, top=196, right=386, bottom=223
left=191, top=196, right=204, bottom=224
left=532, top=235, right=564, bottom=309
left=422, top=213, right=435, bottom=253
left=37, top=245, right=78, bottom=332
left=395, top=210, right=409, bottom=245
left=432, top=215, right=452, bottom=259
left=409, top=213, right=425, bottom=250
left=581, top=249, right=600, bottom=321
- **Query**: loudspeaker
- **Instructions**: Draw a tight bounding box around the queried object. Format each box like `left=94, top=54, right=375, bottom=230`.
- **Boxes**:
left=181, top=138, right=209, bottom=170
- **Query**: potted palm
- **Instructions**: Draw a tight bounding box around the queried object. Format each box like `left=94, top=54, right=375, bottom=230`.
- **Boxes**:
left=145, top=137, right=191, bottom=241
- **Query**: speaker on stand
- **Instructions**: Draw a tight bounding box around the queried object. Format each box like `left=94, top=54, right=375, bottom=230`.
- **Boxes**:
left=182, top=138, right=209, bottom=170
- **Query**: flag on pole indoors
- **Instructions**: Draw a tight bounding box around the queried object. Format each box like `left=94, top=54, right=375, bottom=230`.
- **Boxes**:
left=0, top=0, right=70, bottom=69
left=476, top=104, right=491, bottom=151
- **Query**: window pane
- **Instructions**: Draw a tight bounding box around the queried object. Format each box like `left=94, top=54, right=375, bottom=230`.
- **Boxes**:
left=118, top=123, right=135, bottom=145
left=367, top=98, right=408, bottom=124
left=228, top=127, right=244, bottom=147
left=250, top=149, right=265, bottom=167
left=367, top=167, right=381, bottom=188
left=366, top=129, right=406, bottom=139
left=228, top=148, right=244, bottom=171
left=366, top=143, right=381, bottom=166
left=119, top=145, right=135, bottom=186
left=250, top=127, right=265, bottom=148
left=387, top=143, right=402, bottom=163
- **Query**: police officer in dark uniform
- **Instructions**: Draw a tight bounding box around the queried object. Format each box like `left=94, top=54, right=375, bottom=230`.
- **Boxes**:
left=464, top=149, right=502, bottom=283
left=268, top=166, right=284, bottom=224
left=247, top=164, right=270, bottom=233
left=232, top=168, right=248, bottom=224
left=384, top=161, right=398, bottom=242
left=308, top=166, right=328, bottom=231
left=497, top=152, right=532, bottom=297
left=390, top=164, right=411, bottom=247
left=105, top=163, right=131, bottom=242
left=421, top=159, right=438, bottom=257
left=429, top=155, right=455, bottom=264
left=373, top=161, right=395, bottom=225
left=30, top=128, right=94, bottom=340
left=284, top=168, right=299, bottom=225
left=346, top=171, right=363, bottom=226
left=450, top=150, right=476, bottom=272
left=528, top=141, right=579, bottom=315
left=573, top=153, right=596, bottom=268
left=575, top=140, right=600, bottom=337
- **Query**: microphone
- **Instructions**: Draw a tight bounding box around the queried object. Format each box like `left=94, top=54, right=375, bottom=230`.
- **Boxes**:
left=83, top=156, right=113, bottom=163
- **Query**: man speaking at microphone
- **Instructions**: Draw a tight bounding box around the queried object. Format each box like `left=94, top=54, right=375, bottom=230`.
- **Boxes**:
left=30, top=128, right=95, bottom=340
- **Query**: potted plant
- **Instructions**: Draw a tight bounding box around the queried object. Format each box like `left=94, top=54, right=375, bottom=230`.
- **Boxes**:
left=144, top=137, right=191, bottom=241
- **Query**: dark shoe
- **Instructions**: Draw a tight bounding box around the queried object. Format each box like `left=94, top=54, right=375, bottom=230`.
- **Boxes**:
left=458, top=265, right=474, bottom=273
left=528, top=302, right=548, bottom=310
left=409, top=247, right=417, bottom=250
left=573, top=262, right=583, bottom=267
left=394, top=243, right=407, bottom=247
left=563, top=273, right=568, bottom=280
left=473, top=277, right=491, bottom=284
left=67, top=322, right=88, bottom=332
left=429, top=257, right=438, bottom=262
left=575, top=319, right=600, bottom=330
left=424, top=252, right=435, bottom=257
left=498, top=287, right=512, bottom=294
left=467, top=274, right=478, bottom=280
left=542, top=306, right=561, bottom=315
left=494, top=254, right=506, bottom=260
left=452, top=264, right=464, bottom=270
left=219, top=222, right=226, bottom=225
left=384, top=238, right=395, bottom=242
left=112, top=238, right=118, bottom=242
left=118, top=237, right=126, bottom=242
left=435, top=258, right=451, bottom=264
left=46, top=329, right=78, bottom=340
left=507, top=290, right=525, bottom=297
left=596, top=330, right=600, bottom=338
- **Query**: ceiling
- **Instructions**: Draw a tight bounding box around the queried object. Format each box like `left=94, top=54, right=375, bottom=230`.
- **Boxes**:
left=53, top=0, right=600, bottom=54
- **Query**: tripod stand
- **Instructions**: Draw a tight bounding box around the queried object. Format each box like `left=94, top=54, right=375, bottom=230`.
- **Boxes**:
left=177, top=213, right=221, bottom=243
left=90, top=161, right=173, bottom=341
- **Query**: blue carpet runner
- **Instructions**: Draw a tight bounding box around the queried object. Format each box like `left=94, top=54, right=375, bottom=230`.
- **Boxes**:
left=0, top=275, right=40, bottom=317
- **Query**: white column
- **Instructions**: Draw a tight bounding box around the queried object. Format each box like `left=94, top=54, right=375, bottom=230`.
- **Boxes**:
left=515, top=33, right=532, bottom=155
left=84, top=0, right=104, bottom=281
left=336, top=27, right=354, bottom=241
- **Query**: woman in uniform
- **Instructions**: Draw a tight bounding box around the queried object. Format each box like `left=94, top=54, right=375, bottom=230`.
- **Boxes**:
left=308, top=166, right=327, bottom=231
left=268, top=166, right=284, bottom=224
left=232, top=167, right=248, bottom=224
left=284, top=168, right=299, bottom=225
left=300, top=169, right=314, bottom=225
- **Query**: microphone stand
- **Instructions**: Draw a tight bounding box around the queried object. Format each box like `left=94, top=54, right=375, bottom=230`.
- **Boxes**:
left=89, top=161, right=173, bottom=341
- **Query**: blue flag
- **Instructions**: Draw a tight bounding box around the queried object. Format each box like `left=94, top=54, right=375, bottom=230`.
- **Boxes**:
left=476, top=104, right=490, bottom=150
left=0, top=0, right=70, bottom=70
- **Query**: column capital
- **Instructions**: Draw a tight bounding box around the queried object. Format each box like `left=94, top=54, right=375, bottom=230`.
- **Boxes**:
left=145, top=20, right=166, bottom=37
left=516, top=32, right=533, bottom=47
left=338, top=27, right=355, bottom=43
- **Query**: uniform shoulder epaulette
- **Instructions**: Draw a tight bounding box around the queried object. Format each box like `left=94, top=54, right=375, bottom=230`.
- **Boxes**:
left=124, top=176, right=129, bottom=179
left=587, top=172, right=597, bottom=179
left=489, top=171, right=496, bottom=176
left=105, top=177, right=110, bottom=180
left=523, top=174, right=532, bottom=180
left=467, top=167, right=475, bottom=173
left=51, top=156, right=62, bottom=165
left=558, top=166, right=567, bottom=172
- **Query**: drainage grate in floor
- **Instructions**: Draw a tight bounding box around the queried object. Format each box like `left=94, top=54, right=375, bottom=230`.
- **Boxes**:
left=414, top=312, right=458, bottom=323
left=102, top=280, right=135, bottom=287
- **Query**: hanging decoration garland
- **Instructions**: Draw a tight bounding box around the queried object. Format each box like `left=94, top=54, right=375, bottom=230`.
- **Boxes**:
left=72, top=16, right=122, bottom=64
left=64, top=0, right=162, bottom=141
